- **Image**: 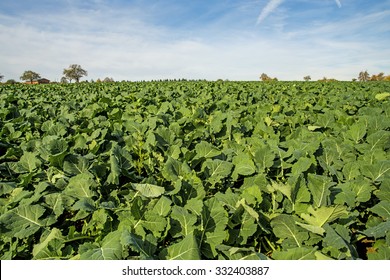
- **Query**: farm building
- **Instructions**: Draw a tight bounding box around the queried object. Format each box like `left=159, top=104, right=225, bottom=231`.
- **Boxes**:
left=25, top=78, right=50, bottom=84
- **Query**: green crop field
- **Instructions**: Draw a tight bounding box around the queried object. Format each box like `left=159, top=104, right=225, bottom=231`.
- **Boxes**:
left=0, top=81, right=389, bottom=260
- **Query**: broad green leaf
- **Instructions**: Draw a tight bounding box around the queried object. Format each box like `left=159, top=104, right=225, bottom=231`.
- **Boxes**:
left=202, top=159, right=233, bottom=185
left=123, top=120, right=146, bottom=135
left=272, top=247, right=317, bottom=260
left=166, top=234, right=201, bottom=260
left=334, top=179, right=374, bottom=207
left=217, top=245, right=268, bottom=260
left=323, top=224, right=356, bottom=259
left=167, top=144, right=181, bottom=159
left=342, top=162, right=361, bottom=180
left=301, top=205, right=348, bottom=226
left=0, top=204, right=48, bottom=238
left=132, top=183, right=165, bottom=198
left=162, top=157, right=191, bottom=181
left=236, top=198, right=259, bottom=221
left=201, top=197, right=228, bottom=258
left=367, top=245, right=390, bottom=260
left=363, top=221, right=390, bottom=238
left=253, top=145, right=275, bottom=172
left=184, top=198, right=204, bottom=216
left=41, top=121, right=67, bottom=136
left=376, top=179, right=390, bottom=201
left=73, top=134, right=87, bottom=150
left=153, top=196, right=172, bottom=217
left=215, top=188, right=240, bottom=212
left=289, top=175, right=311, bottom=214
left=370, top=201, right=390, bottom=220
left=121, top=231, right=157, bottom=259
left=194, top=141, right=221, bottom=159
left=271, top=214, right=308, bottom=248
left=317, top=141, right=342, bottom=176
left=40, top=138, right=68, bottom=168
left=308, top=125, right=321, bottom=131
left=79, top=231, right=123, bottom=260
left=307, top=174, right=334, bottom=208
left=47, top=138, right=68, bottom=156
left=360, top=160, right=390, bottom=182
left=0, top=182, right=16, bottom=196
left=171, top=205, right=197, bottom=236
left=210, top=111, right=226, bottom=134
left=82, top=208, right=108, bottom=235
left=63, top=154, right=90, bottom=176
left=155, top=126, right=176, bottom=148
left=44, top=193, right=74, bottom=218
left=375, top=92, right=390, bottom=101
left=346, top=122, right=367, bottom=143
left=0, top=187, right=32, bottom=207
left=291, top=157, right=314, bottom=175
left=142, top=212, right=167, bottom=236
left=241, top=184, right=263, bottom=205
left=233, top=202, right=258, bottom=244
left=298, top=205, right=348, bottom=235
left=314, top=251, right=334, bottom=260
left=106, top=143, right=132, bottom=185
left=315, top=112, right=335, bottom=129
left=270, top=180, right=292, bottom=202
left=72, top=197, right=96, bottom=212
left=366, top=130, right=390, bottom=151
left=65, top=173, right=97, bottom=198
left=13, top=152, right=41, bottom=173
left=232, top=152, right=256, bottom=176
left=32, top=228, right=64, bottom=259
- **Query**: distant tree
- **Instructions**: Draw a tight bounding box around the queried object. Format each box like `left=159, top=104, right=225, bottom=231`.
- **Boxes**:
left=358, top=71, right=370, bottom=82
left=103, top=77, right=114, bottom=82
left=62, top=64, right=87, bottom=83
left=20, top=70, right=41, bottom=83
left=6, top=79, right=17, bottom=84
left=0, top=73, right=4, bottom=82
left=303, top=75, right=311, bottom=81
left=260, top=73, right=271, bottom=81
left=370, top=72, right=385, bottom=81
left=60, top=77, right=69, bottom=84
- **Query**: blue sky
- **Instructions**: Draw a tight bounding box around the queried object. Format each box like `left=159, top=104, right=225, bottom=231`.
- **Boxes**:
left=0, top=0, right=389, bottom=81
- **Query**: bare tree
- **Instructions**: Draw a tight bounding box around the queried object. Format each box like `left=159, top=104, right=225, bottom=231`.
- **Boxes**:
left=303, top=75, right=311, bottom=81
left=358, top=71, right=370, bottom=82
left=103, top=77, right=114, bottom=82
left=63, top=64, right=88, bottom=83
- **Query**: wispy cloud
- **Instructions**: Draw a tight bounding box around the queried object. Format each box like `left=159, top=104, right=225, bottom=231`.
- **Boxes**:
left=0, top=1, right=389, bottom=81
left=256, top=0, right=284, bottom=25
left=335, top=0, right=342, bottom=8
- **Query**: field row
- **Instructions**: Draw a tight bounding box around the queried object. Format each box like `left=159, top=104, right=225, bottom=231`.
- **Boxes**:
left=0, top=81, right=389, bottom=259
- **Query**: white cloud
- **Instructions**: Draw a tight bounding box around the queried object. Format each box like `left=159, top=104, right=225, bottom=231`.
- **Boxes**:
left=0, top=2, right=389, bottom=82
left=334, top=0, right=342, bottom=8
left=256, top=0, right=284, bottom=25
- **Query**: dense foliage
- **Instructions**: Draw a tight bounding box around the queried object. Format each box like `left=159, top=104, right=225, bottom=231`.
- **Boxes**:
left=0, top=81, right=389, bottom=260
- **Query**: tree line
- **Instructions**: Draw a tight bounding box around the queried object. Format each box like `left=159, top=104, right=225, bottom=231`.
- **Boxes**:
left=1, top=68, right=389, bottom=84
left=259, top=71, right=390, bottom=82
left=0, top=64, right=88, bottom=84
